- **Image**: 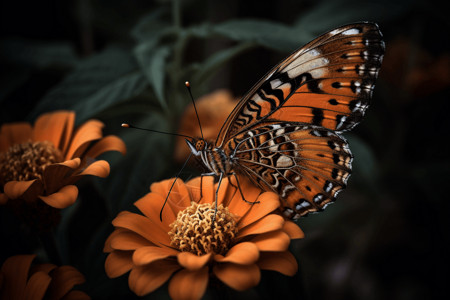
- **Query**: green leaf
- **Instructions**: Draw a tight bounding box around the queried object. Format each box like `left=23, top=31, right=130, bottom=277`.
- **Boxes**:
left=131, top=8, right=170, bottom=42
left=29, top=47, right=148, bottom=124
left=190, top=42, right=255, bottom=88
left=212, top=19, right=300, bottom=52
left=294, top=0, right=416, bottom=36
left=134, top=43, right=171, bottom=112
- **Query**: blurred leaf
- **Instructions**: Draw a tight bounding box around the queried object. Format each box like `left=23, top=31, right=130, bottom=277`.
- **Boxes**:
left=29, top=47, right=148, bottom=123
left=190, top=42, right=256, bottom=87
left=212, top=19, right=300, bottom=52
left=294, top=0, right=417, bottom=36
left=131, top=7, right=171, bottom=42
left=0, top=37, right=79, bottom=68
left=135, top=43, right=171, bottom=112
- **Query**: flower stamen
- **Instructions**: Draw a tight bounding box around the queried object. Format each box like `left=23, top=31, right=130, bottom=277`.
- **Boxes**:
left=0, top=141, right=62, bottom=186
left=168, top=202, right=237, bottom=256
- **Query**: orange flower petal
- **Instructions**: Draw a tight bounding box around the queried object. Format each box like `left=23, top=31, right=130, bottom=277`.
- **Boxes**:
left=214, top=242, right=259, bottom=265
left=283, top=220, right=304, bottom=239
left=0, top=255, right=35, bottom=299
left=0, top=123, right=32, bottom=151
left=235, top=192, right=280, bottom=229
left=32, top=111, right=75, bottom=151
left=133, top=246, right=178, bottom=266
left=257, top=251, right=298, bottom=276
left=112, top=211, right=171, bottom=246
left=151, top=179, right=192, bottom=212
left=104, top=228, right=127, bottom=252
left=39, top=185, right=78, bottom=209
left=4, top=180, right=38, bottom=199
left=45, top=265, right=85, bottom=300
left=237, top=214, right=284, bottom=238
left=42, top=158, right=81, bottom=194
left=213, top=263, right=260, bottom=291
left=187, top=176, right=214, bottom=205
left=78, top=160, right=110, bottom=178
left=109, top=230, right=155, bottom=251
left=168, top=267, right=209, bottom=300
left=185, top=177, right=204, bottom=202
left=32, top=263, right=57, bottom=274
left=24, top=271, right=51, bottom=300
left=84, top=135, right=127, bottom=158
left=105, top=251, right=133, bottom=278
left=65, top=120, right=104, bottom=160
left=134, top=193, right=174, bottom=232
left=249, top=230, right=290, bottom=252
left=129, top=261, right=181, bottom=296
left=177, top=252, right=212, bottom=271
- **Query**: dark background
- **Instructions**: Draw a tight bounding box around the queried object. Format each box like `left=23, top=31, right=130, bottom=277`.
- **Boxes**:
left=1, top=0, right=449, bottom=299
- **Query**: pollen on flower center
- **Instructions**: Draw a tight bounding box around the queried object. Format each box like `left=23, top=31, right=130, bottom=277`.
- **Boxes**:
left=168, top=202, right=238, bottom=256
left=0, top=141, right=62, bottom=186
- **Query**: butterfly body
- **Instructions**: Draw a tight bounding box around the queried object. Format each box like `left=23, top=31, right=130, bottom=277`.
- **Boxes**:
left=188, top=22, right=384, bottom=219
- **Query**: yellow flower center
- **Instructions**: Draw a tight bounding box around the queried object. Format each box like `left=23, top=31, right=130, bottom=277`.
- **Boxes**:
left=0, top=141, right=62, bottom=186
left=168, top=202, right=238, bottom=256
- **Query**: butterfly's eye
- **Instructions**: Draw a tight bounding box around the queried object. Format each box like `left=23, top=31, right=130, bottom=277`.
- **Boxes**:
left=196, top=140, right=206, bottom=151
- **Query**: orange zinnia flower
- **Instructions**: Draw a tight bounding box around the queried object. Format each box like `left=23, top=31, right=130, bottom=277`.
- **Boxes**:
left=0, top=111, right=126, bottom=229
left=0, top=254, right=90, bottom=299
left=174, top=89, right=239, bottom=163
left=104, top=176, right=303, bottom=299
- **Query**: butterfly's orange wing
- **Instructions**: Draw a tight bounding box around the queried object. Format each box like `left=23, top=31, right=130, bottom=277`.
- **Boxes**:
left=216, top=22, right=384, bottom=147
left=216, top=22, right=384, bottom=218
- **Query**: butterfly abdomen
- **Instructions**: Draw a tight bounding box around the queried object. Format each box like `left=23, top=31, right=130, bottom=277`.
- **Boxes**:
left=201, top=147, right=233, bottom=175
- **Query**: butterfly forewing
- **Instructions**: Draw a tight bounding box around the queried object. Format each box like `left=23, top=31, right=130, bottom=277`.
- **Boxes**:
left=215, top=22, right=384, bottom=147
left=226, top=123, right=352, bottom=219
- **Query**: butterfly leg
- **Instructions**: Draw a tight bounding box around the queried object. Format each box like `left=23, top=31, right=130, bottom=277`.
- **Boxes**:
left=212, top=172, right=224, bottom=224
left=232, top=173, right=259, bottom=205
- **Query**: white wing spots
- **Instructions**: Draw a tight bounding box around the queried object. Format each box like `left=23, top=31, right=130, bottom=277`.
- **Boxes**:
left=270, top=79, right=292, bottom=96
left=336, top=116, right=347, bottom=130
left=342, top=28, right=361, bottom=35
left=276, top=155, right=294, bottom=168
left=281, top=185, right=296, bottom=198
left=342, top=172, right=351, bottom=185
left=330, top=29, right=341, bottom=35
left=369, top=67, right=379, bottom=76
left=269, top=78, right=283, bottom=89
left=295, top=200, right=311, bottom=210
left=275, top=128, right=285, bottom=136
left=313, top=194, right=324, bottom=203
left=285, top=49, right=328, bottom=79
left=268, top=139, right=278, bottom=152
left=325, top=182, right=333, bottom=193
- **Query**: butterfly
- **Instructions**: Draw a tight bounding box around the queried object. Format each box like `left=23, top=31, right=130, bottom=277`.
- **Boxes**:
left=185, top=22, right=384, bottom=219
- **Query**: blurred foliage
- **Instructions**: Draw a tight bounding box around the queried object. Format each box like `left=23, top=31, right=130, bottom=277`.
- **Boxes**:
left=1, top=0, right=449, bottom=299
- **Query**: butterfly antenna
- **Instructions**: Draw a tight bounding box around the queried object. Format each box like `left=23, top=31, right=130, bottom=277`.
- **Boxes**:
left=160, top=152, right=193, bottom=221
left=185, top=81, right=204, bottom=139
left=121, top=123, right=193, bottom=139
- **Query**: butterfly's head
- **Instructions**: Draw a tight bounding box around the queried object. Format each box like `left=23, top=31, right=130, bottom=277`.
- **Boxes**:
left=186, top=138, right=207, bottom=156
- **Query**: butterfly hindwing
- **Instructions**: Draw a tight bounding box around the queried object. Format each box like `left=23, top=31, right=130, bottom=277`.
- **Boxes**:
left=226, top=122, right=352, bottom=219
left=215, top=22, right=384, bottom=147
